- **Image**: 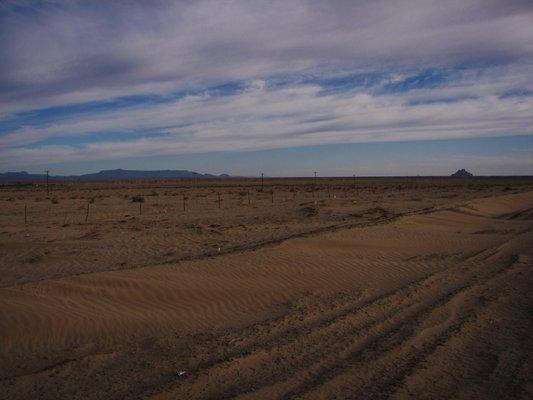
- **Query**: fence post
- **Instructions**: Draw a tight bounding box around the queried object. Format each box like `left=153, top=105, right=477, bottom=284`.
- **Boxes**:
left=217, top=192, right=221, bottom=209
left=24, top=204, right=27, bottom=225
left=85, top=202, right=90, bottom=223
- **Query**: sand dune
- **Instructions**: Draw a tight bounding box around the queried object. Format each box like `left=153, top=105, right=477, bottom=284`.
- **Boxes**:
left=0, top=190, right=531, bottom=399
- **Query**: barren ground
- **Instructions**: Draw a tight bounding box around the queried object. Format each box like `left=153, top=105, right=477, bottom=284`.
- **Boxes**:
left=0, top=177, right=532, bottom=399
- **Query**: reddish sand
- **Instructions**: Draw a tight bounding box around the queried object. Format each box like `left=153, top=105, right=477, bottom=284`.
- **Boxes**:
left=0, top=179, right=531, bottom=399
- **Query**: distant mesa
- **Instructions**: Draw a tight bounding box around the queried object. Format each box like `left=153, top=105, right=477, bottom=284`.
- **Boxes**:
left=0, top=169, right=232, bottom=182
left=451, top=169, right=473, bottom=177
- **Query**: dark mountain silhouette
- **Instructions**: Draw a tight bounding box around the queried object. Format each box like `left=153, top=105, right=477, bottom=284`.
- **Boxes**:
left=0, top=169, right=231, bottom=181
left=0, top=171, right=47, bottom=181
left=451, top=169, right=473, bottom=177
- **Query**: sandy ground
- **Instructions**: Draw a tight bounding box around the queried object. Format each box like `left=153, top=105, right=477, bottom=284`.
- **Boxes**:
left=0, top=178, right=532, bottom=399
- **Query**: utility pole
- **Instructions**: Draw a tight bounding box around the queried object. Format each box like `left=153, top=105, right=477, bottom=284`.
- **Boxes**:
left=45, top=170, right=50, bottom=196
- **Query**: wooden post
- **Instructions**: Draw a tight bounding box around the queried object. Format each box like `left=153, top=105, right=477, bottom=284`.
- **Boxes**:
left=85, top=202, right=90, bottom=223
left=271, top=190, right=274, bottom=204
left=139, top=202, right=142, bottom=215
left=327, top=185, right=331, bottom=198
left=183, top=194, right=186, bottom=211
left=293, top=189, right=296, bottom=201
left=45, top=170, right=50, bottom=197
left=24, top=205, right=27, bottom=225
left=217, top=192, right=221, bottom=209
left=261, top=173, right=264, bottom=190
left=247, top=190, right=250, bottom=205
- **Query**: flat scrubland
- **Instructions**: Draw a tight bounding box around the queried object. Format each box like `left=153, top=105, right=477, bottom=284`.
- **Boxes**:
left=0, top=177, right=532, bottom=399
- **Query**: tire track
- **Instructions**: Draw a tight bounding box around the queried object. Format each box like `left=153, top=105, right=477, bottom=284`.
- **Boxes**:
left=144, top=242, right=520, bottom=400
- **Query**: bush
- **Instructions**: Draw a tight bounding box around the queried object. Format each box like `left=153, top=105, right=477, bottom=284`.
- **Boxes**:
left=51, top=197, right=59, bottom=204
left=131, top=195, right=145, bottom=203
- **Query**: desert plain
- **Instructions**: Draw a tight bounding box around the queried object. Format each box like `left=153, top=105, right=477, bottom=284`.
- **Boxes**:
left=0, top=177, right=532, bottom=399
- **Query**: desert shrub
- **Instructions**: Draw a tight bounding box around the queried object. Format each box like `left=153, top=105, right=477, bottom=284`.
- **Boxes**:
left=89, top=197, right=95, bottom=204
left=51, top=197, right=59, bottom=204
left=150, top=190, right=158, bottom=196
left=131, top=195, right=145, bottom=203
left=300, top=206, right=318, bottom=217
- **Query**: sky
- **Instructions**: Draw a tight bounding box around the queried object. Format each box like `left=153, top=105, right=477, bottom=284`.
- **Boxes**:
left=0, top=0, right=532, bottom=176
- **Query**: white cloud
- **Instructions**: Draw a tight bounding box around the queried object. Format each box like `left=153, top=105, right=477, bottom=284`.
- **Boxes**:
left=1, top=0, right=532, bottom=113
left=1, top=71, right=532, bottom=166
left=0, top=0, right=532, bottom=168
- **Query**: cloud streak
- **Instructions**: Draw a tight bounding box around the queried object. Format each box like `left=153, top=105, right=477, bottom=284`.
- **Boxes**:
left=2, top=0, right=532, bottom=111
left=0, top=0, right=532, bottom=168
left=1, top=70, right=532, bottom=166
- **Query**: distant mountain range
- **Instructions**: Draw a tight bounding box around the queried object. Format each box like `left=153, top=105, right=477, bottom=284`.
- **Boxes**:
left=0, top=169, right=232, bottom=181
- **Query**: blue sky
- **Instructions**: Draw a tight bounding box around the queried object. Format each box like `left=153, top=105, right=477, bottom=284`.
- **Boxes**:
left=1, top=0, right=532, bottom=175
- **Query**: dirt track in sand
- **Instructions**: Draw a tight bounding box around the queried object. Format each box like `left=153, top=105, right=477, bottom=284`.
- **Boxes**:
left=0, top=185, right=532, bottom=399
